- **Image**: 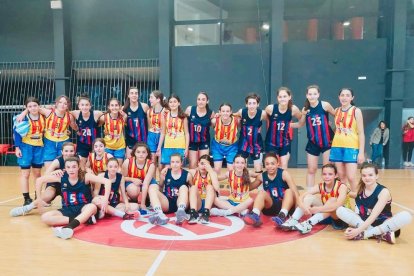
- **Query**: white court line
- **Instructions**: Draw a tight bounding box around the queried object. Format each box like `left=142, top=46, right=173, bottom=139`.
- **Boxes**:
left=391, top=202, right=414, bottom=214
left=146, top=250, right=167, bottom=276
left=0, top=195, right=23, bottom=205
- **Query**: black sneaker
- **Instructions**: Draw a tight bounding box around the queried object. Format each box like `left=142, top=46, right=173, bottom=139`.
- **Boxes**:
left=23, top=197, right=33, bottom=206
left=86, top=214, right=98, bottom=225
left=199, top=210, right=210, bottom=224
left=188, top=209, right=199, bottom=224
left=332, top=219, right=347, bottom=230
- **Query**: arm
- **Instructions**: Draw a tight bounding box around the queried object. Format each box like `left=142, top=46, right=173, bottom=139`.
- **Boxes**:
left=141, top=102, right=149, bottom=113
left=13, top=129, right=23, bottom=158
left=264, top=105, right=273, bottom=116
left=294, top=107, right=307, bottom=128
left=97, top=113, right=105, bottom=127
left=93, top=110, right=104, bottom=122
left=383, top=129, right=389, bottom=145
left=186, top=170, right=194, bottom=186
left=39, top=107, right=52, bottom=117
left=45, top=159, right=61, bottom=175
left=290, top=105, right=303, bottom=129
left=119, top=176, right=130, bottom=212
left=69, top=113, right=78, bottom=131
left=35, top=174, right=62, bottom=202
left=298, top=185, right=320, bottom=209
left=260, top=110, right=268, bottom=123
left=355, top=108, right=365, bottom=164
left=140, top=163, right=156, bottom=209
left=156, top=114, right=166, bottom=156
left=310, top=184, right=348, bottom=213
left=249, top=174, right=263, bottom=190
left=183, top=117, right=190, bottom=158
left=217, top=171, right=229, bottom=181
left=233, top=109, right=242, bottom=117
left=322, top=101, right=336, bottom=117
left=369, top=128, right=378, bottom=145
left=185, top=106, right=191, bottom=117
left=86, top=172, right=112, bottom=212
left=205, top=164, right=220, bottom=192
left=93, top=173, right=105, bottom=197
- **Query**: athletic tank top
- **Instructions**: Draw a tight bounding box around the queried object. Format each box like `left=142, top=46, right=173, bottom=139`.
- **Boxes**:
left=44, top=109, right=70, bottom=142
left=228, top=170, right=250, bottom=203
left=332, top=106, right=359, bottom=149
left=99, top=171, right=122, bottom=206
left=265, top=105, right=292, bottom=148
left=76, top=111, right=98, bottom=146
left=239, top=108, right=263, bottom=154
left=61, top=172, right=92, bottom=208
left=164, top=111, right=186, bottom=149
left=214, top=116, right=238, bottom=145
left=22, top=114, right=45, bottom=146
left=188, top=106, right=212, bottom=143
left=88, top=152, right=109, bottom=175
left=125, top=103, right=148, bottom=143
left=306, top=101, right=334, bottom=148
left=355, top=183, right=392, bottom=222
left=148, top=107, right=164, bottom=133
left=103, top=113, right=126, bottom=150
left=318, top=179, right=351, bottom=208
left=193, top=170, right=212, bottom=199
left=262, top=169, right=289, bottom=201
left=127, top=158, right=152, bottom=180
left=163, top=169, right=189, bottom=198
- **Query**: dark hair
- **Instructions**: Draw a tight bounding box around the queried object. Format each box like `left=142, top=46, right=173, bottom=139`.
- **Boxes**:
left=168, top=94, right=187, bottom=119
left=25, top=96, right=40, bottom=107
left=197, top=91, right=211, bottom=113
left=55, top=95, right=72, bottom=111
left=263, top=152, right=280, bottom=164
left=233, top=153, right=251, bottom=188
left=107, top=157, right=119, bottom=166
left=321, top=163, right=338, bottom=175
left=219, top=103, right=232, bottom=111
left=123, top=87, right=140, bottom=112
left=357, top=163, right=378, bottom=195
left=64, top=156, right=86, bottom=181
left=304, top=85, right=320, bottom=111
left=91, top=138, right=106, bottom=152
left=77, top=94, right=91, bottom=106
left=106, top=98, right=121, bottom=113
left=339, top=88, right=355, bottom=106
left=130, top=142, right=152, bottom=161
left=170, top=153, right=183, bottom=163
left=245, top=93, right=260, bottom=104
left=151, top=90, right=167, bottom=108
left=277, top=87, right=293, bottom=111
left=199, top=154, right=211, bottom=163
left=378, top=120, right=387, bottom=129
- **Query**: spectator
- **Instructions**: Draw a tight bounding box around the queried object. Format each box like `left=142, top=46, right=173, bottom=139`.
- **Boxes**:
left=369, top=121, right=389, bottom=167
left=402, top=117, right=414, bottom=167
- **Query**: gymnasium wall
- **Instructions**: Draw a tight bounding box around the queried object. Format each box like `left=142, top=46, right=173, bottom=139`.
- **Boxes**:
left=404, top=37, right=414, bottom=107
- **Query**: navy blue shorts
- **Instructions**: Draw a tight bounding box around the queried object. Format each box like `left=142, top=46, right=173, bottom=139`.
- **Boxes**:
left=46, top=182, right=62, bottom=196
left=266, top=144, right=291, bottom=157
left=76, top=142, right=92, bottom=158
left=189, top=141, right=210, bottom=151
left=165, top=196, right=178, bottom=214
left=262, top=196, right=283, bottom=216
left=306, top=141, right=331, bottom=157
left=238, top=150, right=262, bottom=161
left=58, top=204, right=85, bottom=218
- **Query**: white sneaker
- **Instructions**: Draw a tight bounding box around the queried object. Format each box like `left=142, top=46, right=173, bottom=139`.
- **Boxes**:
left=403, top=162, right=409, bottom=167
left=280, top=217, right=299, bottom=231
left=409, top=162, right=414, bottom=167
left=10, top=205, right=33, bottom=217
left=210, top=208, right=228, bottom=217
left=53, top=227, right=74, bottom=240
left=293, top=220, right=313, bottom=234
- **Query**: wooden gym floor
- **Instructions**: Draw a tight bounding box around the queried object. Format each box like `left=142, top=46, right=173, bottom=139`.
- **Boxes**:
left=1, top=166, right=413, bottom=275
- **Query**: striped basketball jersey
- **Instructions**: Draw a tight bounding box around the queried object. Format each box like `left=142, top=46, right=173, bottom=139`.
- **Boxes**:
left=163, top=169, right=189, bottom=198
left=318, top=179, right=351, bottom=208
left=61, top=172, right=92, bottom=208
left=88, top=152, right=109, bottom=175
left=188, top=106, right=212, bottom=143
left=262, top=169, right=289, bottom=201
left=265, top=105, right=292, bottom=148
left=148, top=107, right=164, bottom=133
left=22, top=114, right=45, bottom=146
left=239, top=108, right=263, bottom=154
left=44, top=109, right=70, bottom=142
left=127, top=158, right=152, bottom=180
left=76, top=112, right=98, bottom=146
left=103, top=113, right=126, bottom=150
left=355, top=183, right=392, bottom=222
left=193, top=170, right=212, bottom=199
left=99, top=171, right=122, bottom=207
left=125, top=103, right=148, bottom=143
left=228, top=170, right=250, bottom=203
left=164, top=111, right=186, bottom=149
left=332, top=106, right=359, bottom=149
left=306, top=101, right=334, bottom=148
left=214, top=116, right=238, bottom=145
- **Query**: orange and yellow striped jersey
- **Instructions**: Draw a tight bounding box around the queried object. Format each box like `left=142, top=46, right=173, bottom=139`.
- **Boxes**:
left=148, top=107, right=165, bottom=133
left=332, top=106, right=359, bottom=149
left=88, top=152, right=109, bottom=175
left=103, top=113, right=126, bottom=150
left=164, top=111, right=186, bottom=149
left=44, top=109, right=70, bottom=142
left=128, top=158, right=152, bottom=180
left=214, top=116, right=238, bottom=145
left=193, top=170, right=212, bottom=199
left=22, top=115, right=45, bottom=146
left=228, top=170, right=250, bottom=203
left=318, top=179, right=351, bottom=208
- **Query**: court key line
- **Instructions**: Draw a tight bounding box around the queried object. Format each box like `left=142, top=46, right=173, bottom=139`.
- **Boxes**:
left=146, top=250, right=167, bottom=276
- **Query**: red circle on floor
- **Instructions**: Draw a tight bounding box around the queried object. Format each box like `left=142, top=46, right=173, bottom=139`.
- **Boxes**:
left=74, top=214, right=327, bottom=251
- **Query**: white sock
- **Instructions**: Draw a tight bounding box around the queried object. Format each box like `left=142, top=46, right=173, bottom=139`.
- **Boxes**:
left=366, top=211, right=413, bottom=238
left=240, top=209, right=249, bottom=216
left=280, top=209, right=288, bottom=216
left=113, top=209, right=125, bottom=218
left=154, top=206, right=163, bottom=215
left=308, top=213, right=325, bottom=226
left=225, top=209, right=234, bottom=216
left=291, top=207, right=304, bottom=221
left=252, top=208, right=261, bottom=215
left=27, top=203, right=36, bottom=211
left=336, top=207, right=364, bottom=227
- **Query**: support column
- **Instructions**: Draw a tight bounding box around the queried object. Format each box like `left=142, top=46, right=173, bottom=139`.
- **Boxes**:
left=307, top=19, right=318, bottom=41
left=158, top=0, right=172, bottom=95
left=384, top=0, right=407, bottom=168
left=51, top=0, right=71, bottom=97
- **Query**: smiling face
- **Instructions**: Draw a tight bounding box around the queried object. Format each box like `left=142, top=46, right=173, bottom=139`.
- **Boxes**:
left=306, top=87, right=320, bottom=105
left=55, top=96, right=69, bottom=112
left=219, top=104, right=232, bottom=120
left=321, top=167, right=336, bottom=184
left=108, top=99, right=120, bottom=113
left=246, top=98, right=258, bottom=112
left=106, top=159, right=119, bottom=175
left=264, top=156, right=279, bottom=175
left=78, top=99, right=91, bottom=113
left=361, top=167, right=378, bottom=187
left=168, top=97, right=180, bottom=112
left=233, top=156, right=246, bottom=173
left=197, top=93, right=208, bottom=109
left=128, top=88, right=139, bottom=103
left=339, top=89, right=354, bottom=107
left=93, top=141, right=105, bottom=156
left=149, top=93, right=160, bottom=107
left=26, top=101, right=40, bottom=116
left=62, top=145, right=75, bottom=159
left=277, top=90, right=291, bottom=107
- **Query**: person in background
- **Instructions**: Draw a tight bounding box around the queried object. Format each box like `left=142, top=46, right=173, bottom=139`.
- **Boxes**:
left=369, top=121, right=389, bottom=167
left=402, top=117, right=414, bottom=167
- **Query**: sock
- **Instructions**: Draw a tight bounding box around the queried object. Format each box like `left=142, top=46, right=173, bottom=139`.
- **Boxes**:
left=225, top=209, right=234, bottom=216
left=336, top=207, right=364, bottom=227
left=114, top=209, right=125, bottom=218
left=23, top=192, right=30, bottom=200
left=25, top=203, right=36, bottom=211
left=308, top=213, right=325, bottom=226
left=178, top=204, right=186, bottom=210
left=280, top=209, right=288, bottom=216
left=154, top=206, right=163, bottom=214
left=291, top=207, right=304, bottom=221
left=240, top=209, right=249, bottom=216
left=252, top=208, right=261, bottom=216
left=64, top=219, right=80, bottom=230
left=366, top=211, right=413, bottom=238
